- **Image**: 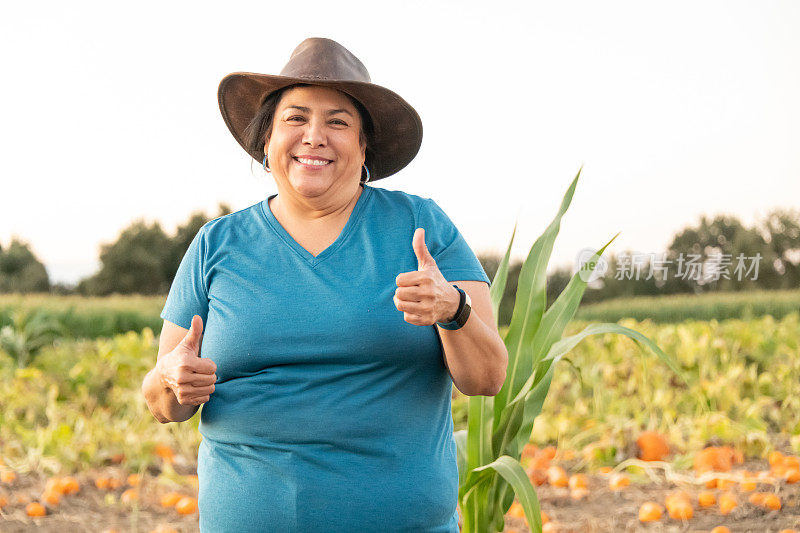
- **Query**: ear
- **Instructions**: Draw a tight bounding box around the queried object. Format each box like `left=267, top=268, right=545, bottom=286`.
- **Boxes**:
left=264, top=136, right=271, bottom=160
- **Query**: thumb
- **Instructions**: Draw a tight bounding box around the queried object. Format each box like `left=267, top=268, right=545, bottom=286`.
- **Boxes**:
left=413, top=227, right=436, bottom=271
left=181, top=314, right=204, bottom=353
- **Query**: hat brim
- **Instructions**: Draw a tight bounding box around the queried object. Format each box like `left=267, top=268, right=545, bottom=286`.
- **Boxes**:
left=218, top=73, right=423, bottom=181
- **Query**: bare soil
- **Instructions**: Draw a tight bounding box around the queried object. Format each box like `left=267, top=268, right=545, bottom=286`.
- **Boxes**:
left=3, top=462, right=800, bottom=532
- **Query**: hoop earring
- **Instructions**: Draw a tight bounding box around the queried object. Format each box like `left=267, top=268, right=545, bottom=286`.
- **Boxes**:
left=263, top=155, right=271, bottom=173
left=361, top=163, right=371, bottom=183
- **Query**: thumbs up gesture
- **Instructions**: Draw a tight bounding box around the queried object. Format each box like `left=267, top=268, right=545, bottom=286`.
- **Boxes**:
left=157, top=314, right=218, bottom=406
left=394, top=228, right=461, bottom=326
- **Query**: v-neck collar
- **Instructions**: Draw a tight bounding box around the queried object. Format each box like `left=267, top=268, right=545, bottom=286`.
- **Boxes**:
left=260, top=184, right=372, bottom=267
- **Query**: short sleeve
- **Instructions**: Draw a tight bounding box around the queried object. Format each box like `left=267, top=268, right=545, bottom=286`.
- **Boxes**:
left=160, top=225, right=210, bottom=329
left=417, top=198, right=491, bottom=287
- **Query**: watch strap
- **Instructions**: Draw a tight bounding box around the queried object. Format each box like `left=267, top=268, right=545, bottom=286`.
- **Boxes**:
left=436, top=284, right=472, bottom=330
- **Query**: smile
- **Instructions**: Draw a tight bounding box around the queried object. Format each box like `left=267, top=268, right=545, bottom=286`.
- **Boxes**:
left=293, top=156, right=331, bottom=166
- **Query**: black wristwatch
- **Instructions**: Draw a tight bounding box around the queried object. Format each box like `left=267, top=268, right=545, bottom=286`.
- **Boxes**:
left=436, top=284, right=471, bottom=330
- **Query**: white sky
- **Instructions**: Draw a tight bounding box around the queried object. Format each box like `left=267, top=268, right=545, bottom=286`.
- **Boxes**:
left=1, top=0, right=798, bottom=285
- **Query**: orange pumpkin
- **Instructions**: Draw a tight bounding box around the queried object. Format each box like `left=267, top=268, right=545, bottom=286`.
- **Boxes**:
left=540, top=446, right=557, bottom=460
left=719, top=492, right=737, bottom=515
left=609, top=473, right=630, bottom=490
left=568, top=474, right=588, bottom=490
left=41, top=491, right=60, bottom=505
left=783, top=456, right=800, bottom=470
left=160, top=492, right=184, bottom=507
left=638, top=502, right=663, bottom=522
left=176, top=496, right=198, bottom=515
left=526, top=466, right=548, bottom=486
left=785, top=468, right=800, bottom=484
left=763, top=494, right=781, bottom=511
left=26, top=502, right=46, bottom=516
left=694, top=446, right=734, bottom=473
left=667, top=500, right=693, bottom=520
left=739, top=479, right=757, bottom=492
left=541, top=510, right=550, bottom=524
left=546, top=466, right=568, bottom=487
left=665, top=490, right=690, bottom=507
left=637, top=431, right=670, bottom=461
left=768, top=451, right=784, bottom=467
left=698, top=491, right=716, bottom=507
left=61, top=476, right=80, bottom=495
left=507, top=501, right=525, bottom=518
left=121, top=488, right=139, bottom=504
left=154, top=444, right=176, bottom=463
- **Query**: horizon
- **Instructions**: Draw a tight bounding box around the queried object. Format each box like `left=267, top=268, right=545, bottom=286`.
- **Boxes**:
left=2, top=1, right=799, bottom=285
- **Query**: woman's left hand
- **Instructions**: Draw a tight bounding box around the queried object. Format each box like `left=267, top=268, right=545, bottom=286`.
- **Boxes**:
left=394, top=228, right=461, bottom=326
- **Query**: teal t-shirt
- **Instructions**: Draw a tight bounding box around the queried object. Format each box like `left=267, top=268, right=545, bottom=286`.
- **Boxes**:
left=160, top=183, right=491, bottom=532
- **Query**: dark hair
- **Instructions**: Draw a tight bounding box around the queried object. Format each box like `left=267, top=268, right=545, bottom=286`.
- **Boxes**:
left=243, top=83, right=375, bottom=180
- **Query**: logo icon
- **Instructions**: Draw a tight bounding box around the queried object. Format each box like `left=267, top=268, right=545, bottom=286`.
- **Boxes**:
left=575, top=248, right=608, bottom=283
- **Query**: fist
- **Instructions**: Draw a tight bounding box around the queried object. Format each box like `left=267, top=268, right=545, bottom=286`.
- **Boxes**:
left=394, top=227, right=460, bottom=326
left=157, top=314, right=218, bottom=406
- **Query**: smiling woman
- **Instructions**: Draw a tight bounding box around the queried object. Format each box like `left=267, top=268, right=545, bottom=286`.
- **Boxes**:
left=143, top=37, right=506, bottom=533
left=243, top=82, right=375, bottom=183
left=264, top=86, right=366, bottom=209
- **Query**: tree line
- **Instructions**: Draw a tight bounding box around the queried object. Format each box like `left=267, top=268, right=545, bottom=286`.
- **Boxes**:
left=0, top=203, right=231, bottom=296
left=2, top=206, right=798, bottom=322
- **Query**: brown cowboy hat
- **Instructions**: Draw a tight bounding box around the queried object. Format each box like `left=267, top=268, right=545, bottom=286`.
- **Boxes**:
left=217, top=37, right=423, bottom=181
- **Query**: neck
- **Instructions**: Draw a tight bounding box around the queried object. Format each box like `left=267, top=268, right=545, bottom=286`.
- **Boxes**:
left=270, top=181, right=364, bottom=225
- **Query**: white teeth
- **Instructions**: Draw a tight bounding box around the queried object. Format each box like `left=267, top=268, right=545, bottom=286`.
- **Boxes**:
left=296, top=157, right=330, bottom=166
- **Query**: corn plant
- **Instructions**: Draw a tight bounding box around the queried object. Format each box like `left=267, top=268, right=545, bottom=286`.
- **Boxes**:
left=0, top=308, right=63, bottom=368
left=454, top=167, right=686, bottom=533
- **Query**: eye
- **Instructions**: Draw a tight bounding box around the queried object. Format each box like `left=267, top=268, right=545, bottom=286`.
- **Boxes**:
left=330, top=119, right=348, bottom=126
left=286, top=115, right=305, bottom=122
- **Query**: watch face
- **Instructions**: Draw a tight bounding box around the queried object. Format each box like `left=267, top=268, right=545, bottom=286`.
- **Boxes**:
left=457, top=293, right=471, bottom=327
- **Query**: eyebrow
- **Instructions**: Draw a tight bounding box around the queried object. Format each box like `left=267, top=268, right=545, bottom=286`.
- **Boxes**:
left=284, top=105, right=354, bottom=117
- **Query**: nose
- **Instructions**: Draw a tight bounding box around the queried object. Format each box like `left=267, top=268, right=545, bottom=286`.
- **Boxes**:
left=302, top=117, right=327, bottom=148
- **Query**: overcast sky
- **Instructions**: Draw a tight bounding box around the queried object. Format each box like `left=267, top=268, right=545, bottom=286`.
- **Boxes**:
left=1, top=0, right=798, bottom=285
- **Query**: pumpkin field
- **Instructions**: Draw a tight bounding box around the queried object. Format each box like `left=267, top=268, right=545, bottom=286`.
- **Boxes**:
left=1, top=296, right=800, bottom=531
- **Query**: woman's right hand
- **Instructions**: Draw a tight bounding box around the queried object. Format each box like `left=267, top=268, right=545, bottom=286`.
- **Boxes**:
left=157, top=314, right=218, bottom=406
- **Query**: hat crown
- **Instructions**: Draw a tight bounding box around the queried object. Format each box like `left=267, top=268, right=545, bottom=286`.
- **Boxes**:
left=279, top=38, right=371, bottom=83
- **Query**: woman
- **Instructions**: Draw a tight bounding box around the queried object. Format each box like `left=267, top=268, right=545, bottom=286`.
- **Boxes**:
left=142, top=37, right=508, bottom=532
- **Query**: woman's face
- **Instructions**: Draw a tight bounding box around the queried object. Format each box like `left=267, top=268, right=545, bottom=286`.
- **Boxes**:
left=265, top=85, right=366, bottom=199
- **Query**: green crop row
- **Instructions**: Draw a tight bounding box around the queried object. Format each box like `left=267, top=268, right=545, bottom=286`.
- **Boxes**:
left=575, top=288, right=800, bottom=324
left=0, top=293, right=164, bottom=340
left=1, top=313, right=799, bottom=477
left=2, top=289, right=797, bottom=340
left=453, top=311, right=800, bottom=468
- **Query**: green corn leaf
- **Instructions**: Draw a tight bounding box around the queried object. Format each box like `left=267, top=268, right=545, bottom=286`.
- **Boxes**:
left=454, top=429, right=467, bottom=485
left=466, top=394, right=494, bottom=472
left=508, top=239, right=617, bottom=455
left=541, top=321, right=688, bottom=381
left=493, top=167, right=582, bottom=429
left=490, top=220, right=517, bottom=326
left=493, top=362, right=555, bottom=459
left=490, top=237, right=615, bottom=455
left=528, top=234, right=619, bottom=369
left=473, top=455, right=543, bottom=533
